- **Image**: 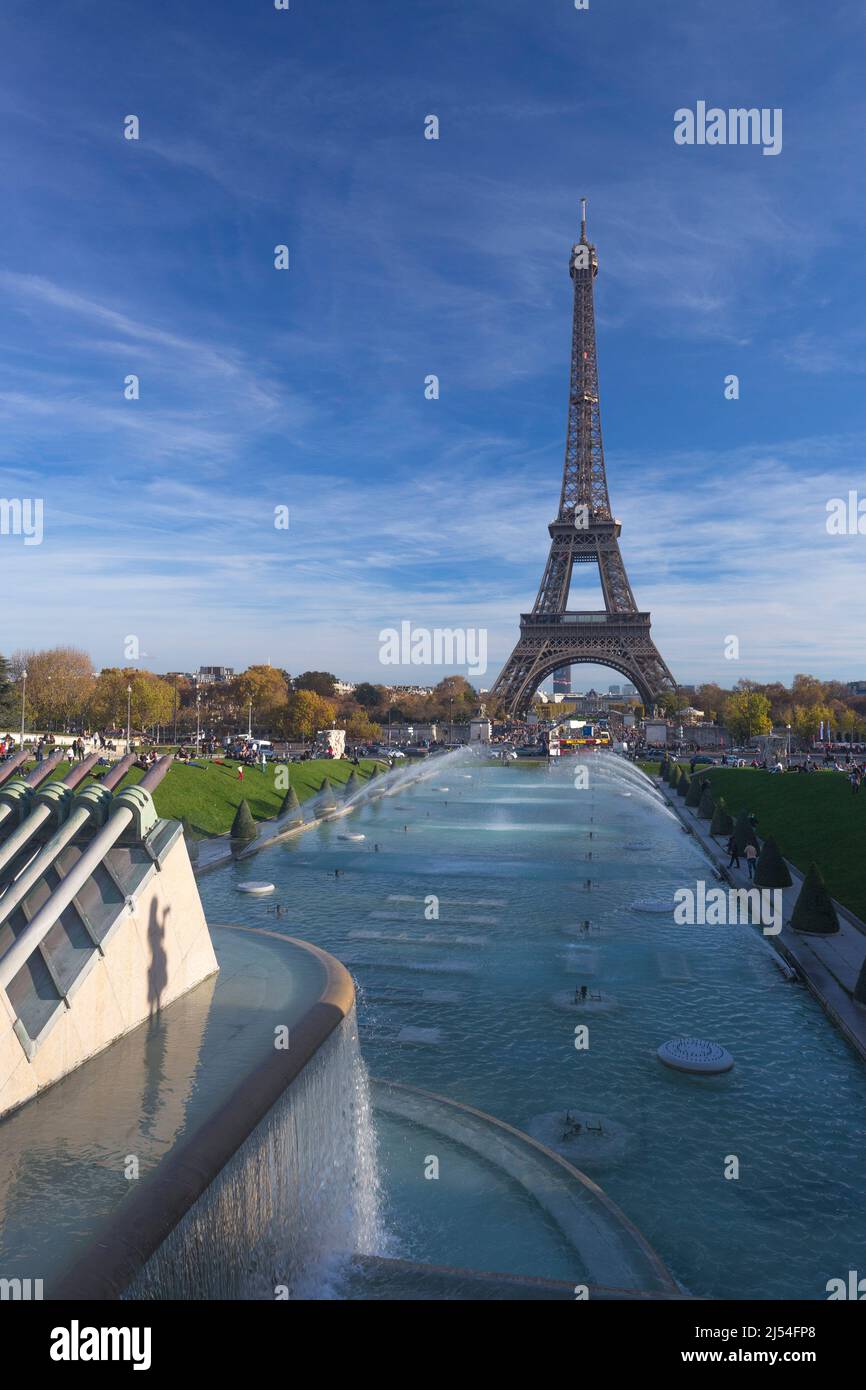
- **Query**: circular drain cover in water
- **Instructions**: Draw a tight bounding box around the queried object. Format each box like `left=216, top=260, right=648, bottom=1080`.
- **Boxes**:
left=621, top=792, right=632, bottom=797
left=236, top=881, right=275, bottom=895
left=657, top=1037, right=734, bottom=1074
left=630, top=897, right=675, bottom=914
left=338, top=832, right=365, bottom=841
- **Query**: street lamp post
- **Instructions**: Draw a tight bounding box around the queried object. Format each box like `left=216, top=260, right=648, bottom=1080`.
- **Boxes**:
left=126, top=685, right=132, bottom=755
left=247, top=699, right=253, bottom=739
left=20, top=669, right=27, bottom=747
left=449, top=696, right=453, bottom=748
left=196, top=694, right=201, bottom=753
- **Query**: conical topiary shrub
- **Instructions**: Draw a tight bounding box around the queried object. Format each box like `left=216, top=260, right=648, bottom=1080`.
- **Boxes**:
left=710, top=797, right=734, bottom=837
left=659, top=757, right=670, bottom=780
left=367, top=763, right=378, bottom=779
left=685, top=775, right=702, bottom=808
left=182, top=816, right=199, bottom=861
left=754, top=834, right=792, bottom=889
left=733, top=809, right=758, bottom=854
left=697, top=784, right=714, bottom=820
left=319, top=776, right=337, bottom=809
left=677, top=769, right=690, bottom=797
left=280, top=786, right=302, bottom=822
left=667, top=762, right=680, bottom=787
left=230, top=799, right=258, bottom=841
left=345, top=770, right=361, bottom=796
left=790, top=862, right=839, bottom=935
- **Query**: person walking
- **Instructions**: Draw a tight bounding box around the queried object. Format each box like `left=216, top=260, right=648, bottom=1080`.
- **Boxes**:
left=744, top=842, right=758, bottom=879
left=727, top=834, right=740, bottom=870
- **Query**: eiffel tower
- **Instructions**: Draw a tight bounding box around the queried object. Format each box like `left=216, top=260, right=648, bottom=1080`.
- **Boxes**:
left=490, top=200, right=676, bottom=716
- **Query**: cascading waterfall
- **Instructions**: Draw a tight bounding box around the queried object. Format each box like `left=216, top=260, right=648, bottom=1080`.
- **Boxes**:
left=125, top=1010, right=385, bottom=1300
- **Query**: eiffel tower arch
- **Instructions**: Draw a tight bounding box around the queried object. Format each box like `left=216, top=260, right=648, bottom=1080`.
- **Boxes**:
left=490, top=200, right=676, bottom=717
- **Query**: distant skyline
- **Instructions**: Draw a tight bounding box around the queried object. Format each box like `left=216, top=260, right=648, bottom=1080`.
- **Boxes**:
left=2, top=1, right=866, bottom=688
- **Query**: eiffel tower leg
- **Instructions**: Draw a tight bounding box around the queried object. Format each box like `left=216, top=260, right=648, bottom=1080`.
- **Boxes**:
left=534, top=536, right=575, bottom=614
left=489, top=643, right=548, bottom=711
left=597, top=540, right=637, bottom=612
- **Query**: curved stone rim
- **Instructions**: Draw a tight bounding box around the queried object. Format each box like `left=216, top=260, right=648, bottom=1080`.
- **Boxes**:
left=372, top=1077, right=679, bottom=1295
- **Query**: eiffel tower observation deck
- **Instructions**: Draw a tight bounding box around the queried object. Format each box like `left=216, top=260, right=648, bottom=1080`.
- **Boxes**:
left=491, top=201, right=676, bottom=715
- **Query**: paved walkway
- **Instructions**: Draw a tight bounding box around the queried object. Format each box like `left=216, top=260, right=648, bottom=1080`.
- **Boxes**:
left=652, top=770, right=866, bottom=1064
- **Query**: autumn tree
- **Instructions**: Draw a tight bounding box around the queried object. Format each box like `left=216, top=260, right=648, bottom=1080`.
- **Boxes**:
left=791, top=674, right=827, bottom=707
left=294, top=671, right=337, bottom=697
left=89, top=669, right=174, bottom=733
left=722, top=689, right=772, bottom=743
left=131, top=673, right=175, bottom=731
left=432, top=676, right=477, bottom=720
left=354, top=682, right=387, bottom=713
left=790, top=704, right=832, bottom=741
left=234, top=665, right=289, bottom=731
left=12, top=647, right=94, bottom=730
left=344, top=710, right=381, bottom=742
left=694, top=683, right=726, bottom=723
left=0, top=654, right=17, bottom=727
left=285, top=689, right=337, bottom=738
left=655, top=689, right=681, bottom=717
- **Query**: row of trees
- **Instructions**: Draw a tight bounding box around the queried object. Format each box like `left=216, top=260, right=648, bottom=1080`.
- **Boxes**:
left=352, top=675, right=479, bottom=725
left=655, top=675, right=866, bottom=744
left=0, top=650, right=483, bottom=742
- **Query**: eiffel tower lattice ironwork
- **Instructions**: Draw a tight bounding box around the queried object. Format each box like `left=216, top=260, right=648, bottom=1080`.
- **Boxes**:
left=490, top=201, right=677, bottom=716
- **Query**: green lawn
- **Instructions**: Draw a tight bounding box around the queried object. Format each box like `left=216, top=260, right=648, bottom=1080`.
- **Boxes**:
left=12, top=757, right=385, bottom=837
left=640, top=761, right=866, bottom=922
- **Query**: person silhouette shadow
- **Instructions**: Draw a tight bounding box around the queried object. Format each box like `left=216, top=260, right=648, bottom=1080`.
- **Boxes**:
left=147, top=900, right=170, bottom=1019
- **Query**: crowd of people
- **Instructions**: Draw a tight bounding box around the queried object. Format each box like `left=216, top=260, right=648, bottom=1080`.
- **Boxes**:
left=0, top=731, right=119, bottom=763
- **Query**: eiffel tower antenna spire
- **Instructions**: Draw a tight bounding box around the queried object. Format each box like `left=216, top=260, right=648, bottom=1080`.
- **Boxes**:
left=490, top=207, right=676, bottom=717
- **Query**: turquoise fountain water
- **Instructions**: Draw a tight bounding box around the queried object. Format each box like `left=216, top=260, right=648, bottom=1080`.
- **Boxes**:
left=201, top=752, right=866, bottom=1299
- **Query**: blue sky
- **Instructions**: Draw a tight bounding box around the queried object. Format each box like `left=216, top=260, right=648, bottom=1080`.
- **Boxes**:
left=2, top=0, right=865, bottom=690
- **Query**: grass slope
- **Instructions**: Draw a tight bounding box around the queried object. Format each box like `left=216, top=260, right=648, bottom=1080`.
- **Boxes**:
left=15, top=757, right=384, bottom=837
left=640, top=761, right=866, bottom=922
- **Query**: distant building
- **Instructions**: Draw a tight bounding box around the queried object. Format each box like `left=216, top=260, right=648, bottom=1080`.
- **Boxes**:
left=552, top=666, right=572, bottom=696
left=197, top=666, right=234, bottom=685
left=678, top=706, right=705, bottom=724
left=384, top=722, right=446, bottom=744
left=623, top=683, right=637, bottom=696
left=334, top=680, right=356, bottom=696
left=608, top=683, right=621, bottom=695
left=692, top=725, right=730, bottom=750
left=847, top=681, right=866, bottom=695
